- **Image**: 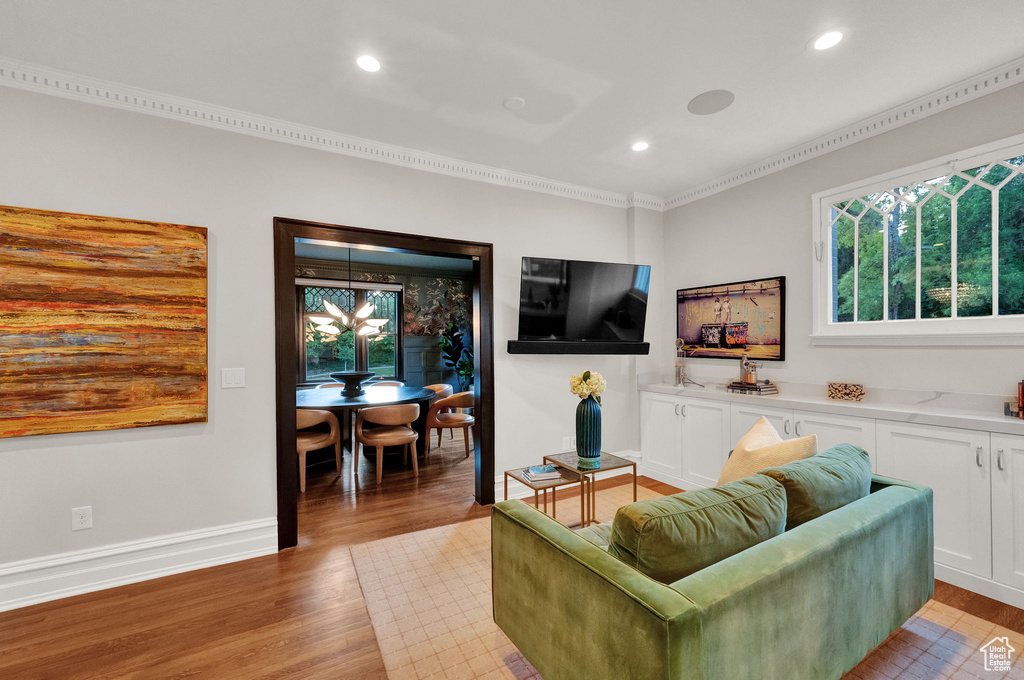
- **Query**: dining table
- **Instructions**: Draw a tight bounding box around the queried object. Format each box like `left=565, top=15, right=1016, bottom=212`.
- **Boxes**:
left=296, top=384, right=436, bottom=459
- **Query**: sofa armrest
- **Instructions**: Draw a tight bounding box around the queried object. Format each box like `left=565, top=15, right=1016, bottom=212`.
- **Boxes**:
left=671, top=483, right=933, bottom=680
left=492, top=500, right=702, bottom=680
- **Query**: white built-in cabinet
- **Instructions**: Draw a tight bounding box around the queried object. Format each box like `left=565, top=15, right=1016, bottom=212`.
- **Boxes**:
left=639, top=388, right=1024, bottom=609
left=679, top=398, right=732, bottom=488
left=730, top=403, right=876, bottom=469
left=992, top=434, right=1024, bottom=590
left=640, top=392, right=684, bottom=479
left=875, top=422, right=992, bottom=578
left=639, top=392, right=730, bottom=489
left=731, top=403, right=794, bottom=442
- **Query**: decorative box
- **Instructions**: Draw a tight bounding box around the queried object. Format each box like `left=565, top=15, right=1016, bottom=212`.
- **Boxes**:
left=827, top=382, right=865, bottom=402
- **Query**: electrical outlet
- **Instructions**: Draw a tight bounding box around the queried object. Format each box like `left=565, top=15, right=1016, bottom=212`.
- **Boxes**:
left=569, top=436, right=577, bottom=449
left=562, top=436, right=571, bottom=450
left=71, top=506, right=93, bottom=531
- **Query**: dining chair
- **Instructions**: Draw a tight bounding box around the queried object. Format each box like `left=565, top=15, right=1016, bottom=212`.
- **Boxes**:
left=426, top=391, right=475, bottom=458
left=420, top=384, right=454, bottom=458
left=356, top=403, right=420, bottom=485
left=368, top=380, right=405, bottom=387
left=295, top=409, right=341, bottom=493
left=314, top=382, right=343, bottom=389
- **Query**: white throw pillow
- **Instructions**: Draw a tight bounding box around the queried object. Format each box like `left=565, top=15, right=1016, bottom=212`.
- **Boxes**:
left=717, top=417, right=818, bottom=485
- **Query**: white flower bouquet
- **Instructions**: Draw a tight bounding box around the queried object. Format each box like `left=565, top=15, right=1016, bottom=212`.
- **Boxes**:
left=569, top=370, right=606, bottom=405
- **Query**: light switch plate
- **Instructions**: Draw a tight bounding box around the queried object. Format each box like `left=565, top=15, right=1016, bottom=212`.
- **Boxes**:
left=221, top=367, right=246, bottom=388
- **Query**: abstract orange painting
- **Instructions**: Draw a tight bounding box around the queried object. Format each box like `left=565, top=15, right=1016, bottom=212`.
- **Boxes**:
left=0, top=205, right=208, bottom=438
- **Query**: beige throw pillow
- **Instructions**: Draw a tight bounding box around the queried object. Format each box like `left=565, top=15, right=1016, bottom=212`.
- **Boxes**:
left=717, top=417, right=818, bottom=485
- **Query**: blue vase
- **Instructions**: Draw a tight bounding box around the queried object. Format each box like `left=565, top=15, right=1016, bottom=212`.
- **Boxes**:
left=575, top=395, right=602, bottom=469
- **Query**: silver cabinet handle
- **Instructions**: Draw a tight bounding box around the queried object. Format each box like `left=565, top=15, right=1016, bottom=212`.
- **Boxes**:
left=674, top=403, right=680, bottom=416
left=795, top=421, right=802, bottom=436
left=783, top=419, right=791, bottom=435
left=681, top=404, right=687, bottom=417
left=998, top=448, right=1005, bottom=471
left=976, top=446, right=984, bottom=468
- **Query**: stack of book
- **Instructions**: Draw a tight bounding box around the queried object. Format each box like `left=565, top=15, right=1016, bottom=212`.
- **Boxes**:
left=523, top=464, right=562, bottom=482
left=1018, top=380, right=1023, bottom=420
left=726, top=380, right=779, bottom=396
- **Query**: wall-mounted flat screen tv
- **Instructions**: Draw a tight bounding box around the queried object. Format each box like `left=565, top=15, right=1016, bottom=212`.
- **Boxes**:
left=517, top=257, right=651, bottom=343
left=676, top=276, right=785, bottom=360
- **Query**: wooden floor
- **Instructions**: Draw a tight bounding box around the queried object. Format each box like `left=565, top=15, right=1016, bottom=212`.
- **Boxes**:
left=2, top=442, right=1023, bottom=679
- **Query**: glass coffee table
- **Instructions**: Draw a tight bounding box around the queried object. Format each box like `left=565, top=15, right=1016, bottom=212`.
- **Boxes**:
left=543, top=452, right=637, bottom=527
left=504, top=466, right=589, bottom=527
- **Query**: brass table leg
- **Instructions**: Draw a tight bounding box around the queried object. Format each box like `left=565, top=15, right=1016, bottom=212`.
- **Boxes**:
left=633, top=462, right=637, bottom=502
left=534, top=489, right=539, bottom=510
left=552, top=487, right=557, bottom=520
left=504, top=473, right=508, bottom=501
left=581, top=475, right=589, bottom=528
left=590, top=474, right=595, bottom=524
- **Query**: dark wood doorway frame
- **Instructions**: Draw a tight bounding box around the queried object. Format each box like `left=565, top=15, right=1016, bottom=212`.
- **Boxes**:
left=273, top=217, right=495, bottom=550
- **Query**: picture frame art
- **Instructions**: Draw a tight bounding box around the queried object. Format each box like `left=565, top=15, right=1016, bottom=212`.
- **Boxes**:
left=0, top=204, right=208, bottom=438
left=676, top=276, right=785, bottom=361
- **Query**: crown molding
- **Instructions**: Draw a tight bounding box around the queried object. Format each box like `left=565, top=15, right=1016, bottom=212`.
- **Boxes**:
left=0, top=56, right=638, bottom=211
left=3, top=54, right=1022, bottom=216
left=626, top=192, right=665, bottom=211
left=665, top=55, right=1024, bottom=211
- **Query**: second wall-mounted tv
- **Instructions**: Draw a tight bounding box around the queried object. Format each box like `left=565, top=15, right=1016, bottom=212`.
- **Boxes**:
left=676, top=276, right=785, bottom=360
left=515, top=257, right=651, bottom=345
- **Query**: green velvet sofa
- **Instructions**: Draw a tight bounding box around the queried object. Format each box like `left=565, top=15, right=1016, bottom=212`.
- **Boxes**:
left=491, top=475, right=933, bottom=680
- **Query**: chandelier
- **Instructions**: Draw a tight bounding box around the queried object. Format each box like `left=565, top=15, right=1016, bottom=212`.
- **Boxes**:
left=308, top=248, right=389, bottom=337
left=925, top=282, right=984, bottom=306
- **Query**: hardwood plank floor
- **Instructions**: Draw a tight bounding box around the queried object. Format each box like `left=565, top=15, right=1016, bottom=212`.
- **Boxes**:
left=2, top=441, right=1022, bottom=678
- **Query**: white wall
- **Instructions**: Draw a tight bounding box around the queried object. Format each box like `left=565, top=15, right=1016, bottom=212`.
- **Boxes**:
left=664, top=82, right=1024, bottom=396
left=0, top=87, right=652, bottom=586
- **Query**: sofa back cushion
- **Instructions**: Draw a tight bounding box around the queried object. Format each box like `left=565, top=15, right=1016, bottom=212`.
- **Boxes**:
left=606, top=475, right=787, bottom=583
left=760, top=443, right=872, bottom=530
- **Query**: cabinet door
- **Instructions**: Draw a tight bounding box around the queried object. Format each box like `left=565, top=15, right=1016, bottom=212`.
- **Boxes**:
left=794, top=410, right=877, bottom=470
left=876, top=422, right=991, bottom=578
left=730, top=403, right=794, bottom=445
left=640, top=392, right=682, bottom=478
left=679, top=398, right=731, bottom=489
left=992, top=434, right=1024, bottom=590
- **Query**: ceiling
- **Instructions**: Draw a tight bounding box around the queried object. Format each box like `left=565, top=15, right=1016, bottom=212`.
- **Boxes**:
left=2, top=1, right=1023, bottom=198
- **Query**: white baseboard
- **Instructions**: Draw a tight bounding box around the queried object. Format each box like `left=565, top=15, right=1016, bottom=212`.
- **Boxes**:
left=636, top=465, right=711, bottom=492
left=934, top=564, right=1024, bottom=610
left=0, top=517, right=278, bottom=612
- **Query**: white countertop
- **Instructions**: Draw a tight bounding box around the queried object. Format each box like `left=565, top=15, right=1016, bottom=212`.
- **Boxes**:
left=638, top=378, right=1024, bottom=436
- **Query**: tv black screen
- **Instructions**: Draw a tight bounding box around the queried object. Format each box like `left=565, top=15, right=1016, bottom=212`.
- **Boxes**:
left=517, top=257, right=650, bottom=342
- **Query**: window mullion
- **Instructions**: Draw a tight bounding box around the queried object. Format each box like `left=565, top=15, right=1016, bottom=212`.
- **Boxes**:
left=951, top=195, right=958, bottom=319
left=992, top=188, right=999, bottom=316
left=914, top=205, right=922, bottom=320
left=882, top=209, right=890, bottom=321
left=853, top=214, right=860, bottom=322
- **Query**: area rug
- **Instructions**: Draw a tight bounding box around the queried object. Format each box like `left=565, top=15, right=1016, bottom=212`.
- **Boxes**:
left=351, top=482, right=1024, bottom=680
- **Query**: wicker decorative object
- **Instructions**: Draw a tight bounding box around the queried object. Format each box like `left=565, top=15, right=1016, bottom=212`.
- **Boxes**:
left=827, top=382, right=865, bottom=402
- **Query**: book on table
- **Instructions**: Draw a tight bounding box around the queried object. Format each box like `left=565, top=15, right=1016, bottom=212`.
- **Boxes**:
left=523, top=464, right=562, bottom=482
left=726, top=380, right=778, bottom=395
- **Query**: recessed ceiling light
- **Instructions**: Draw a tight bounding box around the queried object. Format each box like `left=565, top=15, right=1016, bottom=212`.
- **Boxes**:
left=503, top=96, right=526, bottom=111
left=357, top=55, right=381, bottom=72
left=813, top=30, right=844, bottom=50
left=687, top=90, right=735, bottom=116
left=631, top=141, right=649, bottom=152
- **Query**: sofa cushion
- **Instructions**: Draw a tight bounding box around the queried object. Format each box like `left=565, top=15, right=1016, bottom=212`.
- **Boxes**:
left=760, top=443, right=872, bottom=530
left=574, top=522, right=613, bottom=550
left=606, top=475, right=787, bottom=583
left=717, top=432, right=818, bottom=485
